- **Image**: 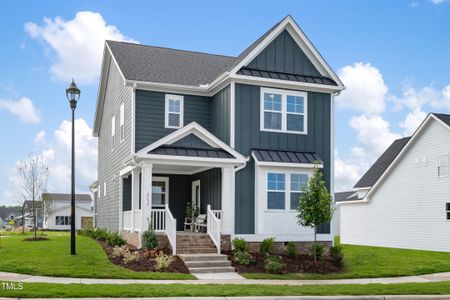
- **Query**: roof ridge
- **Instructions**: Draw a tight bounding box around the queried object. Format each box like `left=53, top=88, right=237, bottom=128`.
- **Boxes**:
left=106, top=40, right=237, bottom=60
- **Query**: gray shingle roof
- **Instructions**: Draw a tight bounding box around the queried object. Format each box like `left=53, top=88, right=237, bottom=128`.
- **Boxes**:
left=42, top=193, right=92, bottom=202
left=107, top=40, right=236, bottom=86
left=237, top=67, right=337, bottom=85
left=334, top=191, right=360, bottom=202
left=149, top=145, right=234, bottom=159
left=354, top=137, right=411, bottom=188
left=433, top=113, right=450, bottom=127
left=252, top=149, right=323, bottom=164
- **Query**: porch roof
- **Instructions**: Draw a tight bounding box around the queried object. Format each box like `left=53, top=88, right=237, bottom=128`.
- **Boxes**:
left=148, top=145, right=234, bottom=158
left=252, top=149, right=323, bottom=164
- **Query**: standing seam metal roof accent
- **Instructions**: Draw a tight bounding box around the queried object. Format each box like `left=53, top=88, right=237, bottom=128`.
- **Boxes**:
left=252, top=149, right=323, bottom=164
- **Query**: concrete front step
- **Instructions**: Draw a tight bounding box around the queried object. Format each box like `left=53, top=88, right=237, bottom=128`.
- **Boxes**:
left=180, top=254, right=229, bottom=262
left=177, top=249, right=217, bottom=254
left=180, top=254, right=235, bottom=274
left=187, top=266, right=235, bottom=273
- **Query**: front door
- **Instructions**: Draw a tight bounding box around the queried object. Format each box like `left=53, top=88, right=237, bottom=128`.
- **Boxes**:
left=192, top=180, right=201, bottom=212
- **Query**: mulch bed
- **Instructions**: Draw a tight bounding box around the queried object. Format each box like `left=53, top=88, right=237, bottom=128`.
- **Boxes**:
left=23, top=237, right=50, bottom=242
left=98, top=240, right=189, bottom=273
left=225, top=251, right=343, bottom=274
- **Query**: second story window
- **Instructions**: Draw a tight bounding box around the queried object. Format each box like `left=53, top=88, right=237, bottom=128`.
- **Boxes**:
left=165, top=94, right=184, bottom=129
left=260, top=88, right=307, bottom=134
left=111, top=116, right=116, bottom=151
left=119, top=103, right=125, bottom=143
left=438, top=154, right=449, bottom=177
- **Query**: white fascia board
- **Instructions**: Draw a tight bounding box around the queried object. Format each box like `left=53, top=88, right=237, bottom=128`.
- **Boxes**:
left=335, top=199, right=368, bottom=205
left=364, top=114, right=439, bottom=199
left=119, top=166, right=136, bottom=177
left=252, top=152, right=323, bottom=169
left=136, top=122, right=246, bottom=161
left=136, top=154, right=246, bottom=167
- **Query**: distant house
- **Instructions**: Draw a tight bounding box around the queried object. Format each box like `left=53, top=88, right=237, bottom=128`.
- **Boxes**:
left=42, top=193, right=94, bottom=230
left=0, top=217, right=4, bottom=228
left=339, top=113, right=450, bottom=252
left=22, top=200, right=43, bottom=228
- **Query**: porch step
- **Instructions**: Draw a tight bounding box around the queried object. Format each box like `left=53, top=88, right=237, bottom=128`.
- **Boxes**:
left=180, top=254, right=235, bottom=274
left=176, top=233, right=218, bottom=254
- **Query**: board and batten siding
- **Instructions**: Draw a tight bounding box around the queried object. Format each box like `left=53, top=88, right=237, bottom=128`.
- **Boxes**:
left=97, top=58, right=133, bottom=231
left=211, top=85, right=231, bottom=144
left=340, top=120, right=450, bottom=252
left=234, top=83, right=331, bottom=234
left=135, top=90, right=212, bottom=152
left=247, top=29, right=320, bottom=76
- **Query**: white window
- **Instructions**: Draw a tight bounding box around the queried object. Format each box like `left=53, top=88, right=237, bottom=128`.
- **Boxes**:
left=267, top=173, right=286, bottom=209
left=103, top=182, right=107, bottom=197
left=165, top=94, right=183, bottom=129
left=111, top=116, right=116, bottom=150
left=261, top=88, right=307, bottom=134
left=290, top=174, right=308, bottom=210
left=56, top=216, right=71, bottom=226
left=438, top=155, right=449, bottom=177
left=119, top=103, right=125, bottom=143
left=152, top=177, right=169, bottom=207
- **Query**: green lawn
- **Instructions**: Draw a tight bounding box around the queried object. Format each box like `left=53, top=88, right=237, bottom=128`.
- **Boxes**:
left=3, top=281, right=450, bottom=298
left=0, top=233, right=194, bottom=280
left=243, top=238, right=450, bottom=280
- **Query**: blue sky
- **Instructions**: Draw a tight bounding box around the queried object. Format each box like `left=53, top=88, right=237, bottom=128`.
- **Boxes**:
left=1, top=0, right=449, bottom=205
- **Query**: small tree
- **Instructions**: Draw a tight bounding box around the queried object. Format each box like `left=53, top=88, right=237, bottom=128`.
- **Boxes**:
left=16, top=153, right=49, bottom=240
left=296, top=163, right=334, bottom=262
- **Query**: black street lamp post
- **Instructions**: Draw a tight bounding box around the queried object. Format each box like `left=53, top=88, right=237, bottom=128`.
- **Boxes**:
left=66, top=79, right=80, bottom=255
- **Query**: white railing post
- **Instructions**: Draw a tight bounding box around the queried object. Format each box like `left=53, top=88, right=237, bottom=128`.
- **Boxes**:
left=207, top=204, right=221, bottom=254
left=165, top=203, right=177, bottom=255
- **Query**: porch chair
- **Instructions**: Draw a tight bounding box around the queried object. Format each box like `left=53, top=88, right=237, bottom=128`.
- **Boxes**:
left=194, top=214, right=207, bottom=233
left=184, top=217, right=194, bottom=232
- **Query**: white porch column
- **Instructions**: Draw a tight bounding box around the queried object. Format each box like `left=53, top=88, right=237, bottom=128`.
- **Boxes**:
left=141, top=163, right=153, bottom=232
left=221, top=166, right=235, bottom=234
left=118, top=177, right=123, bottom=231
left=131, top=168, right=140, bottom=232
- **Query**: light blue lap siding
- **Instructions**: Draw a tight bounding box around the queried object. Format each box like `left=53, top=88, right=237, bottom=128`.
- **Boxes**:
left=234, top=83, right=331, bottom=234
left=135, top=90, right=212, bottom=152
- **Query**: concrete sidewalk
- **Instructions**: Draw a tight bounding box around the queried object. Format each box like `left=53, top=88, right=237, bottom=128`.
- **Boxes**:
left=2, top=296, right=450, bottom=299
left=1, top=270, right=450, bottom=285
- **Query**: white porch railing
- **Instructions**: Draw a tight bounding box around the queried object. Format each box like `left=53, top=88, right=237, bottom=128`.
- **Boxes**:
left=133, top=210, right=141, bottom=230
left=123, top=211, right=132, bottom=230
left=211, top=209, right=223, bottom=221
left=207, top=205, right=221, bottom=254
left=150, top=205, right=177, bottom=255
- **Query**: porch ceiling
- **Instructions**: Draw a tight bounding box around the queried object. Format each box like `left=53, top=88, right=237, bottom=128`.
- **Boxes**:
left=152, top=163, right=211, bottom=175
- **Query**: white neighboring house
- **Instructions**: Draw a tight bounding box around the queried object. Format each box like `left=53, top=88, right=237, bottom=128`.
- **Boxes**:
left=339, top=113, right=450, bottom=252
left=42, top=193, right=94, bottom=230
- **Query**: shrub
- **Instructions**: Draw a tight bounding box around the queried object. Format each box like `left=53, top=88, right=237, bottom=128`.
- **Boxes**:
left=122, top=251, right=140, bottom=264
left=330, top=245, right=344, bottom=267
left=142, top=221, right=158, bottom=250
left=286, top=242, right=297, bottom=258
left=264, top=255, right=285, bottom=274
left=77, top=228, right=92, bottom=237
left=260, top=237, right=275, bottom=257
left=112, top=245, right=129, bottom=258
left=232, top=238, right=250, bottom=252
left=155, top=251, right=174, bottom=272
left=311, top=244, right=325, bottom=261
left=91, top=228, right=109, bottom=241
left=233, top=250, right=254, bottom=265
left=106, top=231, right=126, bottom=247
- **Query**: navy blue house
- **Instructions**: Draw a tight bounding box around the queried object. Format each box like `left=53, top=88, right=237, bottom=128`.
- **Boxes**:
left=92, top=16, right=345, bottom=254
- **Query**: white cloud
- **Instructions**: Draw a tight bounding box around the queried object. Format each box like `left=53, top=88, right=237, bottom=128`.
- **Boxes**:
left=0, top=97, right=41, bottom=123
left=399, top=108, right=427, bottom=136
left=334, top=150, right=362, bottom=192
left=430, top=0, right=447, bottom=4
left=25, top=11, right=137, bottom=84
left=4, top=118, right=97, bottom=204
left=336, top=62, right=388, bottom=115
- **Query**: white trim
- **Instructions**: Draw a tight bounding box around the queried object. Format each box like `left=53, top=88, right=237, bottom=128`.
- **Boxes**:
left=361, top=114, right=450, bottom=201
left=111, top=116, right=116, bottom=151
left=131, top=84, right=136, bottom=154
left=152, top=167, right=211, bottom=175
left=119, top=174, right=123, bottom=231
left=230, top=82, right=236, bottom=148
left=152, top=176, right=169, bottom=208
left=438, top=154, right=449, bottom=178
left=136, top=122, right=247, bottom=163
left=120, top=102, right=125, bottom=143
left=138, top=154, right=245, bottom=166
left=119, top=166, right=136, bottom=177
left=260, top=87, right=308, bottom=134
left=103, top=182, right=107, bottom=197
left=192, top=180, right=201, bottom=210
left=164, top=94, right=184, bottom=129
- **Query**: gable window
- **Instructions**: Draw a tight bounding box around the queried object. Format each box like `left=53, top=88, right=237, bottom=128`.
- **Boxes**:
left=438, top=154, right=449, bottom=177
left=152, top=177, right=169, bottom=208
left=267, top=173, right=285, bottom=209
left=111, top=116, right=116, bottom=150
left=119, top=103, right=125, bottom=143
left=290, top=174, right=308, bottom=210
left=103, top=182, right=107, bottom=197
left=261, top=88, right=307, bottom=134
left=165, top=94, right=184, bottom=129
left=446, top=203, right=450, bottom=220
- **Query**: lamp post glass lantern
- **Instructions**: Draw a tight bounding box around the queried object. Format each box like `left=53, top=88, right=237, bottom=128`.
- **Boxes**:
left=66, top=79, right=80, bottom=255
